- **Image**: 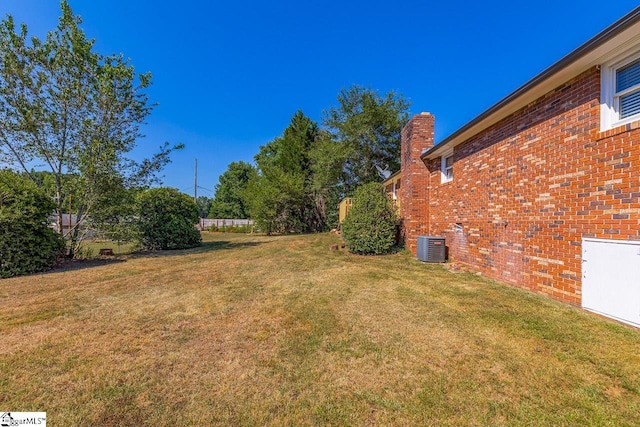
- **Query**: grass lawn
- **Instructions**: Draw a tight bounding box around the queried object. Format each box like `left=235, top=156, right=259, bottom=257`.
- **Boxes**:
left=1, top=232, right=639, bottom=426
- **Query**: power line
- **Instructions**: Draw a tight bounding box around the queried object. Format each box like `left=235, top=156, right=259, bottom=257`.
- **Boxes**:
left=197, top=185, right=213, bottom=194
left=181, top=185, right=214, bottom=197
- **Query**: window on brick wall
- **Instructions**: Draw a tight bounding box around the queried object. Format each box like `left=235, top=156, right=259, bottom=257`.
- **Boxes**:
left=602, top=51, right=640, bottom=130
left=441, top=152, right=453, bottom=183
left=617, top=58, right=640, bottom=118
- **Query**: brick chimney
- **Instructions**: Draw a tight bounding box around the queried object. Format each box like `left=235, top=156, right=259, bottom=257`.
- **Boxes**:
left=400, top=112, right=434, bottom=254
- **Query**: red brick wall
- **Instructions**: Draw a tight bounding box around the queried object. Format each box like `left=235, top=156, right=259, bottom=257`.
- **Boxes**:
left=400, top=67, right=640, bottom=305
left=400, top=113, right=434, bottom=254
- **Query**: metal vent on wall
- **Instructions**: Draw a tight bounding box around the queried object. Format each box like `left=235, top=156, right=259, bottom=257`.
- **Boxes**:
left=417, top=236, right=446, bottom=263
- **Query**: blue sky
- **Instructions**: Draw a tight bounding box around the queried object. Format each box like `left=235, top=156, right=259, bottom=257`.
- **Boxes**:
left=2, top=1, right=639, bottom=197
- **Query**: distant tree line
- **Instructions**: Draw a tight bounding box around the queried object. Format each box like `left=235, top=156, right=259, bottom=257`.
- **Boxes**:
left=206, top=85, right=410, bottom=234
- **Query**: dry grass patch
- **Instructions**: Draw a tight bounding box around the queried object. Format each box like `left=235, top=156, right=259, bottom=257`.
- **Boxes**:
left=1, top=232, right=639, bottom=425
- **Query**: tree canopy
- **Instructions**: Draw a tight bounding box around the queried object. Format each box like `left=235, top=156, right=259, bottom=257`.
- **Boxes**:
left=323, top=85, right=410, bottom=194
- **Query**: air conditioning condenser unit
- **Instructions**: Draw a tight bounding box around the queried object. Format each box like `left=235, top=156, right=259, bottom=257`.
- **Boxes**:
left=417, top=236, right=446, bottom=263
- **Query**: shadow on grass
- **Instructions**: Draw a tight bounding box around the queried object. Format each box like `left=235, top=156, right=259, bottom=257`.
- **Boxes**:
left=131, top=239, right=268, bottom=259
left=52, top=257, right=127, bottom=273
left=43, top=239, right=267, bottom=274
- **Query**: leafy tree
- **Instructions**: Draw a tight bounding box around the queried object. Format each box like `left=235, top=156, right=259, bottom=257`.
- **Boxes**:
left=196, top=196, right=212, bottom=218
left=210, top=161, right=255, bottom=219
left=136, top=187, right=201, bottom=250
left=0, top=170, right=64, bottom=277
left=341, top=182, right=399, bottom=255
left=0, top=2, right=179, bottom=256
left=323, top=85, right=410, bottom=194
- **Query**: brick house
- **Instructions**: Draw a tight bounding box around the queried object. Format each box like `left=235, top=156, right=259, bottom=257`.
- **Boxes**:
left=400, top=7, right=640, bottom=327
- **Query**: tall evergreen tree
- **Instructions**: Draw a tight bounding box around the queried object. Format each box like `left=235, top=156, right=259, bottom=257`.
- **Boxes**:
left=244, top=111, right=322, bottom=234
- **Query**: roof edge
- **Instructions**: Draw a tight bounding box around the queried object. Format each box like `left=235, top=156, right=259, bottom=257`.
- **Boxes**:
left=421, top=6, right=640, bottom=160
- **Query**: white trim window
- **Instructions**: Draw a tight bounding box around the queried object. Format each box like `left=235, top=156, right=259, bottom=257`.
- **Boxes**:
left=441, top=152, right=453, bottom=183
left=602, top=51, right=640, bottom=130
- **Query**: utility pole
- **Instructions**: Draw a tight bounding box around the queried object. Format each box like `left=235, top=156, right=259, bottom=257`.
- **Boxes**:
left=194, top=158, right=198, bottom=203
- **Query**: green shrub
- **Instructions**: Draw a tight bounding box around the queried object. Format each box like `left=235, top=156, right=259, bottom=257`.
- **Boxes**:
left=136, top=187, right=202, bottom=250
left=341, top=182, right=399, bottom=255
left=0, top=170, right=64, bottom=278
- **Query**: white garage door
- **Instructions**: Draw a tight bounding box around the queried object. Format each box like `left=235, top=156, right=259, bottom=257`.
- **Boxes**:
left=582, top=238, right=640, bottom=327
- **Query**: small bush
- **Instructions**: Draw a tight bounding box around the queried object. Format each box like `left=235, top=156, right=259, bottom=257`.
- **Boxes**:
left=341, top=182, right=399, bottom=255
left=136, top=187, right=202, bottom=250
left=0, top=170, right=64, bottom=278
